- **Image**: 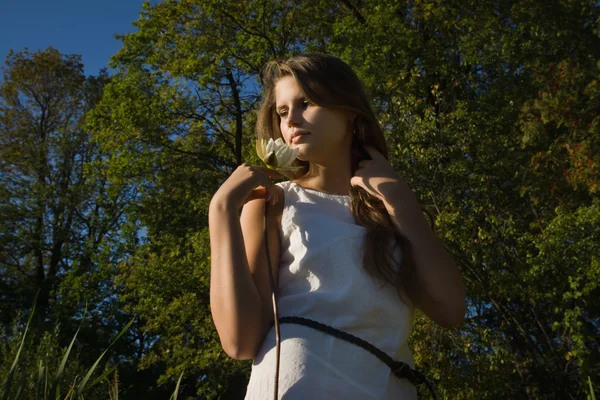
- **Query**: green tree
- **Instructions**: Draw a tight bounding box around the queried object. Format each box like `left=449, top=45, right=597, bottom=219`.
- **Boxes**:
left=0, top=48, right=145, bottom=397
left=30, top=0, right=600, bottom=398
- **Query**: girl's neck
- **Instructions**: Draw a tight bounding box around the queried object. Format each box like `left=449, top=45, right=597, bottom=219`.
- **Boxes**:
left=294, top=161, right=352, bottom=196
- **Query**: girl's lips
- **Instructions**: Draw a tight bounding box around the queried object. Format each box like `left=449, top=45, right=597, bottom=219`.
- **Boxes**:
left=291, top=133, right=310, bottom=144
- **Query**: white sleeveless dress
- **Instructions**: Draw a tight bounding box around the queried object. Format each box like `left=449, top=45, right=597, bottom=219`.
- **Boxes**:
left=244, top=180, right=418, bottom=399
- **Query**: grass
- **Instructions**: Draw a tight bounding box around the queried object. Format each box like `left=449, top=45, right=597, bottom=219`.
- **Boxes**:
left=1, top=293, right=183, bottom=400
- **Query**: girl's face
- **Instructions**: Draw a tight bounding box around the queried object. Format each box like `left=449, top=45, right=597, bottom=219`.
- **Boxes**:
left=275, top=76, right=352, bottom=162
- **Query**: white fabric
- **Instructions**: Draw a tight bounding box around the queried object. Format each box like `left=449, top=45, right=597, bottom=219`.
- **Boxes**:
left=244, top=180, right=417, bottom=400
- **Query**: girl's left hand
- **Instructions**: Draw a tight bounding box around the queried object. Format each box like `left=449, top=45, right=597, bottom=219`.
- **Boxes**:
left=350, top=145, right=404, bottom=201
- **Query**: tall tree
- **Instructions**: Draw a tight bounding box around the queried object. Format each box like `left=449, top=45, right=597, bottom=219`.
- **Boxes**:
left=0, top=47, right=141, bottom=389
left=83, top=0, right=600, bottom=398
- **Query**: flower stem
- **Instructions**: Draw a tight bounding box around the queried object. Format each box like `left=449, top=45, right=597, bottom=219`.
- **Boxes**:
left=263, top=201, right=280, bottom=400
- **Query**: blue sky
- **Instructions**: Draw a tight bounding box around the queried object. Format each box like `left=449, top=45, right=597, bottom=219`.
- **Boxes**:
left=0, top=0, right=148, bottom=76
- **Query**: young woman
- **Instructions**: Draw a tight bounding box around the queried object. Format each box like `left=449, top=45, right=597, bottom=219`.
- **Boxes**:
left=209, top=54, right=466, bottom=399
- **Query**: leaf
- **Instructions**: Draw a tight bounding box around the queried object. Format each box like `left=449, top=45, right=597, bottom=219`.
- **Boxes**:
left=1, top=291, right=38, bottom=400
left=48, top=307, right=88, bottom=400
left=73, top=318, right=134, bottom=397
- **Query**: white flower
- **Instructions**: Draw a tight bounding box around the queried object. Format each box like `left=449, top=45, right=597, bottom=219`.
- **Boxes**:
left=256, top=138, right=303, bottom=171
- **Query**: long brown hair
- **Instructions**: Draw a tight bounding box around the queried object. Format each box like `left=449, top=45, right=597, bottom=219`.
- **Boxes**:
left=256, top=53, right=427, bottom=308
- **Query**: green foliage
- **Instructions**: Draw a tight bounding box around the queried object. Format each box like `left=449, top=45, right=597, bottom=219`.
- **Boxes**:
left=0, top=296, right=134, bottom=400
left=1, top=294, right=37, bottom=400
left=0, top=48, right=153, bottom=398
left=2, top=0, right=600, bottom=398
left=0, top=46, right=129, bottom=336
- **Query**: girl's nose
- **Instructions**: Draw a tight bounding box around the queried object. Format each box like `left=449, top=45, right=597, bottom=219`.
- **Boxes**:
left=286, top=108, right=302, bottom=127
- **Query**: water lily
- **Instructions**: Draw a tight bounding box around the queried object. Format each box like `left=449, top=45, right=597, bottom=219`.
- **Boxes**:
left=256, top=138, right=306, bottom=178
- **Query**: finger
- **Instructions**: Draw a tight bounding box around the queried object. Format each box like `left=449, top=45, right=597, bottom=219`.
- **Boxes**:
left=254, top=165, right=284, bottom=179
left=350, top=176, right=361, bottom=188
left=253, top=182, right=280, bottom=206
left=244, top=187, right=268, bottom=203
left=249, top=168, right=282, bottom=203
left=254, top=186, right=267, bottom=197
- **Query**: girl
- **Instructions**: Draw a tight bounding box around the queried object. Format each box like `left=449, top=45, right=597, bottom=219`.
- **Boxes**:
left=209, top=54, right=465, bottom=399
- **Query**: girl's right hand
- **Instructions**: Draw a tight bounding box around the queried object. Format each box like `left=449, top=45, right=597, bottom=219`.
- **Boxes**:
left=211, top=163, right=284, bottom=210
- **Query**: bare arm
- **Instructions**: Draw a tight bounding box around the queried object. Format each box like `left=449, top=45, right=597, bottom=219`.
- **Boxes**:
left=209, top=187, right=282, bottom=360
left=382, top=180, right=466, bottom=328
left=209, top=200, right=262, bottom=359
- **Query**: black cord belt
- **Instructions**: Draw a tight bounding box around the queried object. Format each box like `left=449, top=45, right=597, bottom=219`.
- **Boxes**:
left=269, top=316, right=438, bottom=399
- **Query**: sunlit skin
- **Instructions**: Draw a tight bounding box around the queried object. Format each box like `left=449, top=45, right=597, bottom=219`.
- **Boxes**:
left=275, top=75, right=354, bottom=196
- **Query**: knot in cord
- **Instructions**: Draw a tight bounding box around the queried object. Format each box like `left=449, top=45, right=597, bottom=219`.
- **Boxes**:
left=391, top=360, right=424, bottom=385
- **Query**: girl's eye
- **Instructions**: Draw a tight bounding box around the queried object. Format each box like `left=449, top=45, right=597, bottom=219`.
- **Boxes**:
left=279, top=100, right=311, bottom=117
